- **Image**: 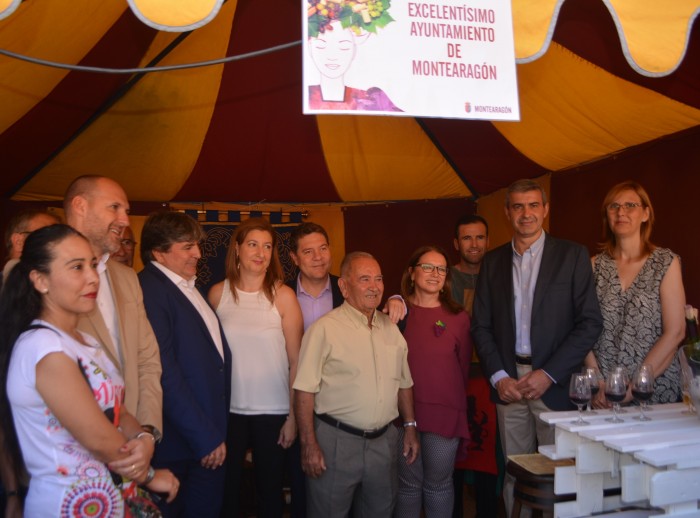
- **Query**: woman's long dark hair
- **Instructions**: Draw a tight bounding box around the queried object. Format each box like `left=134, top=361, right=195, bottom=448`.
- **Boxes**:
left=0, top=224, right=84, bottom=484
left=400, top=245, right=463, bottom=315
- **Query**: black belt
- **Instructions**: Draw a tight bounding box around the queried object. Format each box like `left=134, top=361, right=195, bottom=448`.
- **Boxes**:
left=515, top=354, right=532, bottom=365
left=315, top=413, right=389, bottom=439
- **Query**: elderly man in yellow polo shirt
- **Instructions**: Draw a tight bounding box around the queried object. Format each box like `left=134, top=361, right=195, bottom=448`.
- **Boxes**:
left=294, top=251, right=419, bottom=517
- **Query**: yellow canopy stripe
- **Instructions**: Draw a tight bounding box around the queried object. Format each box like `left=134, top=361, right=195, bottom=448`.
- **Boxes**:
left=607, top=0, right=700, bottom=76
left=17, top=0, right=238, bottom=202
left=512, top=0, right=700, bottom=76
left=317, top=115, right=471, bottom=202
left=494, top=42, right=700, bottom=171
left=0, top=0, right=127, bottom=134
left=512, top=0, right=561, bottom=62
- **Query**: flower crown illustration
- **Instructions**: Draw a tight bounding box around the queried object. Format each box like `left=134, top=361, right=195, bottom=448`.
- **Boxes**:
left=307, top=0, right=394, bottom=38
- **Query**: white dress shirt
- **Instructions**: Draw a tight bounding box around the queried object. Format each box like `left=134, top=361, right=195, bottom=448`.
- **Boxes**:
left=151, top=261, right=224, bottom=359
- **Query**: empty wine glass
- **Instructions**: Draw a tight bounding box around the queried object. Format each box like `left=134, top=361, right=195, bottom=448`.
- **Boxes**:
left=569, top=374, right=591, bottom=425
left=631, top=364, right=654, bottom=421
left=605, top=370, right=626, bottom=423
left=582, top=367, right=602, bottom=414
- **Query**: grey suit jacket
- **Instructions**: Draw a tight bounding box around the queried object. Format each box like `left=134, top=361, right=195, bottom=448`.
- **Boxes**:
left=77, top=259, right=163, bottom=430
left=471, top=233, right=603, bottom=410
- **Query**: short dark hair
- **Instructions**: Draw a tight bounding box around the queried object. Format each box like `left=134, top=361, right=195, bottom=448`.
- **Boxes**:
left=505, top=179, right=548, bottom=207
left=289, top=222, right=329, bottom=254
left=453, top=214, right=489, bottom=239
left=4, top=209, right=59, bottom=254
left=140, top=211, right=204, bottom=264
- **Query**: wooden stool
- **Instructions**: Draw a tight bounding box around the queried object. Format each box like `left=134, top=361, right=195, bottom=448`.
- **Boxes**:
left=506, top=454, right=575, bottom=518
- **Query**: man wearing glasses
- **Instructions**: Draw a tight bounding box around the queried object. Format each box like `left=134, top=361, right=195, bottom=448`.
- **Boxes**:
left=112, top=226, right=137, bottom=268
left=471, top=179, right=602, bottom=517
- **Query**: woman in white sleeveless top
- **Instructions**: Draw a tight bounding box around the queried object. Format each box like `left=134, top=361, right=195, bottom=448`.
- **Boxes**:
left=208, top=217, right=303, bottom=518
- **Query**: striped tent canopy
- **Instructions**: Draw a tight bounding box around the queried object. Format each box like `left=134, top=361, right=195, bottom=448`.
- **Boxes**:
left=0, top=0, right=698, bottom=204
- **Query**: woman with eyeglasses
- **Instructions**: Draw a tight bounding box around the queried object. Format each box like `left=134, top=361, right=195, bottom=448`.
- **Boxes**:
left=584, top=181, right=685, bottom=407
left=394, top=246, right=472, bottom=518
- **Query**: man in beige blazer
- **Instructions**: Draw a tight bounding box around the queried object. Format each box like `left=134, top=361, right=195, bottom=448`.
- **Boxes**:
left=64, top=175, right=163, bottom=440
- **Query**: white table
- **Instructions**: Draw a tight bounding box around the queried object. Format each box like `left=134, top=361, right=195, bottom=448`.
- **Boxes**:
left=538, top=403, right=700, bottom=517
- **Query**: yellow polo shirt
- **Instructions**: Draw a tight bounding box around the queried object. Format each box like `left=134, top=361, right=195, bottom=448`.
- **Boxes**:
left=294, top=301, right=413, bottom=431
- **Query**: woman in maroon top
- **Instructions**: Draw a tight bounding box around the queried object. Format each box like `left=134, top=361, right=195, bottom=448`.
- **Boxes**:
left=395, top=246, right=472, bottom=518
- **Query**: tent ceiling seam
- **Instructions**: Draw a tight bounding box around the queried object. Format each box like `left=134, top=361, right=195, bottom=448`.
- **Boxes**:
left=8, top=31, right=194, bottom=197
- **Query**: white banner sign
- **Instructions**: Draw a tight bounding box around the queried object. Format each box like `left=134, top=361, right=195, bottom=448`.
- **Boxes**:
left=303, top=0, right=520, bottom=120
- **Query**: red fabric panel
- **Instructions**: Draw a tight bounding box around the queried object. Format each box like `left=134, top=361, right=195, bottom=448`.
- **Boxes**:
left=552, top=0, right=700, bottom=109
left=0, top=12, right=158, bottom=197
left=343, top=198, right=477, bottom=295
left=418, top=119, right=547, bottom=197
left=458, top=375, right=498, bottom=475
left=550, top=127, right=700, bottom=307
left=176, top=0, right=340, bottom=203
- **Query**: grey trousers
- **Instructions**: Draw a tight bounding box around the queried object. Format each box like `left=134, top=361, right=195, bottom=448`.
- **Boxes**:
left=307, top=417, right=399, bottom=518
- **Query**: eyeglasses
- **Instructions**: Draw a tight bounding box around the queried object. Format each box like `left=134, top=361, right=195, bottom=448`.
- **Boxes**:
left=416, top=263, right=448, bottom=276
left=607, top=202, right=642, bottom=212
left=121, top=239, right=137, bottom=249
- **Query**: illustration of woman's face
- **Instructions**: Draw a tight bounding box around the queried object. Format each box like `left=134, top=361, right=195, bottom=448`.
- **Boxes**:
left=309, top=21, right=356, bottom=79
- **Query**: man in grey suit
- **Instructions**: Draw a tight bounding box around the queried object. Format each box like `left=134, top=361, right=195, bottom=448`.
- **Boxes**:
left=471, top=179, right=602, bottom=516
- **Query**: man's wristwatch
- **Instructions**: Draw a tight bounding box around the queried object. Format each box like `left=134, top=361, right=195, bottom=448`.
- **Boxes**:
left=403, top=421, right=418, bottom=428
left=141, top=424, right=163, bottom=443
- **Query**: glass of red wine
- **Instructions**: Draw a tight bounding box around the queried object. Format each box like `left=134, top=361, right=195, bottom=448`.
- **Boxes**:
left=605, top=370, right=626, bottom=423
left=611, top=365, right=630, bottom=413
left=631, top=364, right=654, bottom=421
left=582, top=367, right=602, bottom=414
left=569, top=374, right=591, bottom=425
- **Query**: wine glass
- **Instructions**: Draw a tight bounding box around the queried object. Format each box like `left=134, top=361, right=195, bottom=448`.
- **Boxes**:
left=611, top=365, right=630, bottom=413
left=582, top=367, right=602, bottom=414
left=569, top=374, right=591, bottom=425
left=631, top=364, right=654, bottom=421
left=605, top=371, right=626, bottom=423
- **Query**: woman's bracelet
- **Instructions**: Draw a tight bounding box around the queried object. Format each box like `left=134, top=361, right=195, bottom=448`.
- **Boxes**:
left=5, top=489, right=20, bottom=497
